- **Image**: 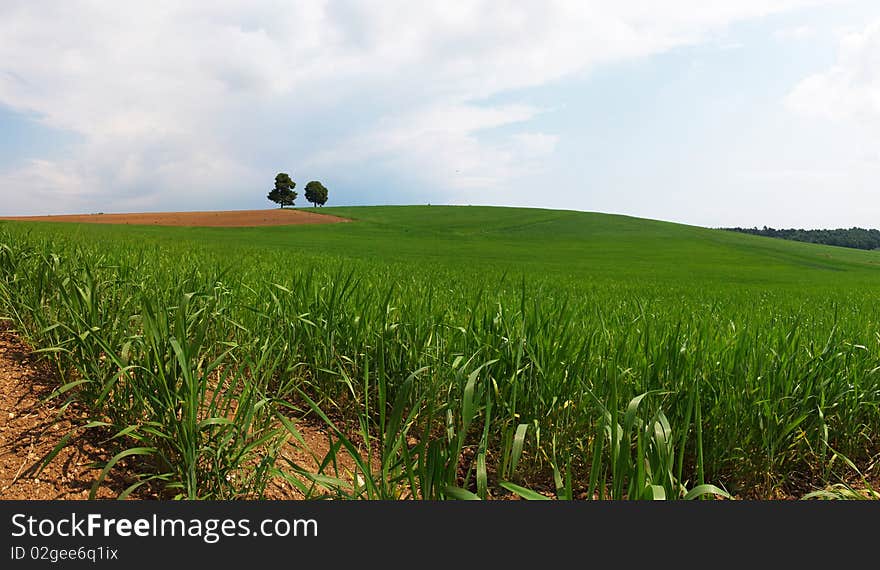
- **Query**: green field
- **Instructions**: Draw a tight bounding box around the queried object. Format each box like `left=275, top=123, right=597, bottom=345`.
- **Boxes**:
left=2, top=205, right=879, bottom=500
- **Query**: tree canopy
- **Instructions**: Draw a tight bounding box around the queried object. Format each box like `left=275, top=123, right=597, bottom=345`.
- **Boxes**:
left=267, top=172, right=297, bottom=208
left=304, top=180, right=329, bottom=207
left=723, top=226, right=880, bottom=251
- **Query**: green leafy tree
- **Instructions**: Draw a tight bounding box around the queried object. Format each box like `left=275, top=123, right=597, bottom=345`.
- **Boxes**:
left=267, top=172, right=297, bottom=208
left=304, top=180, right=329, bottom=207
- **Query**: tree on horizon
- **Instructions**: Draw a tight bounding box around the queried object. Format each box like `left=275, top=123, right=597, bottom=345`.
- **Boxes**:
left=304, top=180, right=329, bottom=207
left=267, top=172, right=297, bottom=208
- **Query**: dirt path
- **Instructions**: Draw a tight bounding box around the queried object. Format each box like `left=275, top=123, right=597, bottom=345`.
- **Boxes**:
left=0, top=209, right=349, bottom=228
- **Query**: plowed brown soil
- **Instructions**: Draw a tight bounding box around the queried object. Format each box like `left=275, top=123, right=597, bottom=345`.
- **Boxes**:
left=0, top=209, right=349, bottom=227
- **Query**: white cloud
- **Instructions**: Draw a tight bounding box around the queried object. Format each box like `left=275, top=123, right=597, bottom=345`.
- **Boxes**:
left=785, top=21, right=880, bottom=122
left=0, top=160, right=92, bottom=215
left=774, top=25, right=815, bottom=41
left=0, top=0, right=840, bottom=214
left=304, top=102, right=551, bottom=191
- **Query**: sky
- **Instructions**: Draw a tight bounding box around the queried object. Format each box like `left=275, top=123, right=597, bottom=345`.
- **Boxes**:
left=0, top=1, right=878, bottom=228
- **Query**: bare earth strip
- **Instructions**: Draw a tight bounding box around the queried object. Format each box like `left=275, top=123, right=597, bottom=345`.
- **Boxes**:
left=0, top=209, right=349, bottom=228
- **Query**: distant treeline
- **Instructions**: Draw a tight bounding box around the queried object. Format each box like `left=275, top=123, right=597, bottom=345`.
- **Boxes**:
left=723, top=226, right=880, bottom=251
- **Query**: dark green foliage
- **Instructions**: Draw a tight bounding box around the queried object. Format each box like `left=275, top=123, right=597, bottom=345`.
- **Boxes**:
left=723, top=226, right=880, bottom=251
left=304, top=180, right=329, bottom=207
left=267, top=172, right=297, bottom=208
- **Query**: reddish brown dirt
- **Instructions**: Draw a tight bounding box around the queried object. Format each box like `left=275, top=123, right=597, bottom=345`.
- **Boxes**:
left=264, top=419, right=384, bottom=500
left=0, top=328, right=151, bottom=499
left=0, top=209, right=349, bottom=228
left=0, top=325, right=369, bottom=500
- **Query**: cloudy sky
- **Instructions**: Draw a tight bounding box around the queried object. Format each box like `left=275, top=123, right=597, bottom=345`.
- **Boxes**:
left=1, top=1, right=878, bottom=228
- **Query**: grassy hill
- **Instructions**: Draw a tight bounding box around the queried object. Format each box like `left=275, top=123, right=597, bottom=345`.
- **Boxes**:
left=2, top=205, right=879, bottom=500
left=9, top=205, right=880, bottom=288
